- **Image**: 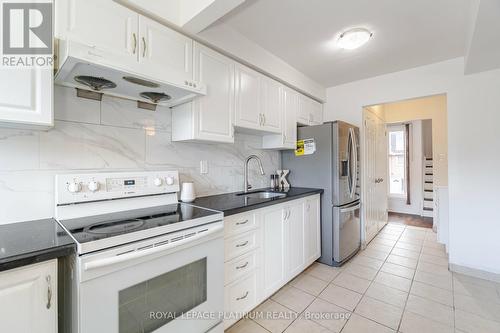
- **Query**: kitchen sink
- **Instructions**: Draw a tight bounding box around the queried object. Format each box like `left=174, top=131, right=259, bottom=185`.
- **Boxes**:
left=238, top=191, right=287, bottom=199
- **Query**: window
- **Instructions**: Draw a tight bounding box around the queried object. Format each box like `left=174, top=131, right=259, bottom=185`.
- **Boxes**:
left=388, top=126, right=406, bottom=196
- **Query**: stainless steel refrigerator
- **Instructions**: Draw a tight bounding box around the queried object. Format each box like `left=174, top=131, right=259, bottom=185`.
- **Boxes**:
left=282, top=121, right=361, bottom=266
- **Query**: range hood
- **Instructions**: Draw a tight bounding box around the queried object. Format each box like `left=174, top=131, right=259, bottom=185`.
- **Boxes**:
left=55, top=40, right=206, bottom=107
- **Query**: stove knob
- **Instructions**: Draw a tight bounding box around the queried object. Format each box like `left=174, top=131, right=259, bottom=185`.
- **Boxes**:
left=67, top=182, right=82, bottom=193
left=154, top=177, right=163, bottom=187
left=165, top=176, right=175, bottom=185
left=88, top=181, right=100, bottom=192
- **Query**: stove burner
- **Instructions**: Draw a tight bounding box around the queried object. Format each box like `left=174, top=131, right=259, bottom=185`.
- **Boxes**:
left=84, top=219, right=145, bottom=235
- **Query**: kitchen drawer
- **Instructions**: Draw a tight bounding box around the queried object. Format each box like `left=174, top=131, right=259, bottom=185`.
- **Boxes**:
left=224, top=212, right=257, bottom=238
left=225, top=250, right=259, bottom=285
left=224, top=230, right=258, bottom=261
left=225, top=271, right=258, bottom=318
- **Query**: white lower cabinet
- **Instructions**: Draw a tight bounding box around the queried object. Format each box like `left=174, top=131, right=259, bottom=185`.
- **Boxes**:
left=0, top=260, right=57, bottom=333
left=224, top=194, right=321, bottom=329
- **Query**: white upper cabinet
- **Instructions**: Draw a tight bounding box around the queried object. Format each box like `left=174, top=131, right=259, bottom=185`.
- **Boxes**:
left=138, top=16, right=193, bottom=83
left=298, top=94, right=323, bottom=126
left=55, top=0, right=138, bottom=63
left=260, top=76, right=282, bottom=133
left=0, top=67, right=53, bottom=129
left=56, top=0, right=194, bottom=83
left=234, top=64, right=262, bottom=131
left=262, top=86, right=298, bottom=150
left=172, top=43, right=234, bottom=143
left=0, top=260, right=57, bottom=333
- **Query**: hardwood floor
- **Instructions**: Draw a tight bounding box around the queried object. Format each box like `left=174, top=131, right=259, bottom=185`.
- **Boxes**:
left=388, top=212, right=433, bottom=228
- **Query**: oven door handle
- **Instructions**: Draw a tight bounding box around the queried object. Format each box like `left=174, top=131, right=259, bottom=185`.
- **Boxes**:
left=84, top=224, right=223, bottom=271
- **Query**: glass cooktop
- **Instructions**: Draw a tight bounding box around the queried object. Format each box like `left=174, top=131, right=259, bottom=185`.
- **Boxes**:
left=57, top=203, right=221, bottom=245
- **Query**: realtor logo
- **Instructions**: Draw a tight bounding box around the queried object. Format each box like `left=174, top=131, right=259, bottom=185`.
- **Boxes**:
left=2, top=2, right=52, bottom=55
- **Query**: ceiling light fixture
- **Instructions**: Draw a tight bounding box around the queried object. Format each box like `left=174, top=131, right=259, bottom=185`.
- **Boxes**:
left=337, top=28, right=373, bottom=50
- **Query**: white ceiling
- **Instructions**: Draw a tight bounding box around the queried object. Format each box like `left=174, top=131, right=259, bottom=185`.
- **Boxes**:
left=219, top=0, right=472, bottom=87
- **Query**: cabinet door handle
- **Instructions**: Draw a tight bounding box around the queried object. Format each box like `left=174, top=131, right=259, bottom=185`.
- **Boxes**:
left=236, top=219, right=249, bottom=226
left=236, top=291, right=249, bottom=301
left=46, top=275, right=52, bottom=309
left=132, top=33, right=137, bottom=54
left=142, top=36, right=147, bottom=57
left=236, top=241, right=249, bottom=248
left=236, top=261, right=249, bottom=270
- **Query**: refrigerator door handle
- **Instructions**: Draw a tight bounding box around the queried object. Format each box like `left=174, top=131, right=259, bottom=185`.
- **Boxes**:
left=348, top=128, right=356, bottom=199
left=339, top=202, right=361, bottom=213
left=351, top=127, right=358, bottom=198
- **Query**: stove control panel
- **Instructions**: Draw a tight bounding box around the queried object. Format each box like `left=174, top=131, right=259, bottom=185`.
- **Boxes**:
left=55, top=171, right=180, bottom=205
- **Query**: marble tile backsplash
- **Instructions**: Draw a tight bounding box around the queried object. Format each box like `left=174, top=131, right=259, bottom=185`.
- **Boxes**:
left=0, top=86, right=280, bottom=224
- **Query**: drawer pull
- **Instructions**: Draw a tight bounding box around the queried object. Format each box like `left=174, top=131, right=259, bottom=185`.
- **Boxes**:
left=236, top=291, right=249, bottom=301
left=236, top=261, right=249, bottom=270
left=236, top=241, right=249, bottom=248
left=236, top=219, right=249, bottom=226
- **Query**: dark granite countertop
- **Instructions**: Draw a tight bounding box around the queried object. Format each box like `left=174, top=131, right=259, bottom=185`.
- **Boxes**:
left=0, top=219, right=75, bottom=272
left=192, top=187, right=323, bottom=216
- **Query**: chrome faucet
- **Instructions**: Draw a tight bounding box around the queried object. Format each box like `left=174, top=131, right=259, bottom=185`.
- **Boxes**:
left=244, top=155, right=265, bottom=193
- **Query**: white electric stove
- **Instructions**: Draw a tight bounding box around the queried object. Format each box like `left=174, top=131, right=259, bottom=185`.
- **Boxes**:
left=55, top=171, right=224, bottom=333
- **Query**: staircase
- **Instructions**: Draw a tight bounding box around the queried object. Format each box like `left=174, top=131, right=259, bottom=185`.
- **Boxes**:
left=422, top=157, right=434, bottom=217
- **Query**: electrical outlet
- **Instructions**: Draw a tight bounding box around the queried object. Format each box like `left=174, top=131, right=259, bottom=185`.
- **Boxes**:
left=200, top=160, right=208, bottom=174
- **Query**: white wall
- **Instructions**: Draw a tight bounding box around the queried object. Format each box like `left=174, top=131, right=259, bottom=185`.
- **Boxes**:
left=324, top=57, right=500, bottom=275
left=0, top=86, right=280, bottom=224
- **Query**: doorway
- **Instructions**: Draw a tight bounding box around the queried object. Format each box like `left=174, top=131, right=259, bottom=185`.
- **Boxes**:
left=362, top=94, right=448, bottom=243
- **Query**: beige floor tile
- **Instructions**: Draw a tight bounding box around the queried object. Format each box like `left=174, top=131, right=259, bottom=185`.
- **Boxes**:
left=354, top=296, right=403, bottom=330
left=360, top=248, right=389, bottom=261
left=318, top=284, right=362, bottom=311
left=405, top=294, right=454, bottom=326
left=305, top=263, right=342, bottom=282
left=419, top=254, right=449, bottom=266
left=271, top=286, right=316, bottom=313
left=398, top=236, right=424, bottom=246
left=252, top=299, right=297, bottom=333
left=371, top=238, right=397, bottom=247
left=453, top=277, right=500, bottom=303
left=304, top=298, right=350, bottom=332
left=226, top=319, right=270, bottom=333
left=291, top=272, right=329, bottom=296
left=365, top=282, right=408, bottom=308
left=399, top=311, right=454, bottom=333
left=386, top=254, right=418, bottom=269
left=423, top=240, right=446, bottom=251
left=416, top=261, right=452, bottom=276
left=343, top=263, right=379, bottom=281
left=391, top=248, right=420, bottom=259
left=367, top=243, right=393, bottom=254
left=381, top=262, right=415, bottom=279
left=453, top=273, right=498, bottom=289
left=402, top=230, right=427, bottom=239
left=455, top=309, right=500, bottom=333
left=351, top=255, right=385, bottom=270
left=377, top=233, right=400, bottom=241
left=410, top=281, right=453, bottom=306
left=453, top=293, right=500, bottom=322
left=414, top=270, right=452, bottom=290
left=284, top=316, right=332, bottom=333
left=341, top=313, right=395, bottom=333
left=421, top=247, right=447, bottom=258
left=332, top=272, right=371, bottom=294
left=394, top=241, right=422, bottom=252
left=374, top=271, right=412, bottom=292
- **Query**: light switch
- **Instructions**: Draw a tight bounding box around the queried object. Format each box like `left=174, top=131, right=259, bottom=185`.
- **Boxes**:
left=200, top=160, right=208, bottom=174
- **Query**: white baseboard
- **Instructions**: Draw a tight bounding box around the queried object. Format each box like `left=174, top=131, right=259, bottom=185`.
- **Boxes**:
left=449, top=263, right=500, bottom=283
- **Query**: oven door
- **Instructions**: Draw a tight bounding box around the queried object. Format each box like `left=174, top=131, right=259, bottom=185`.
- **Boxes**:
left=77, top=222, right=224, bottom=333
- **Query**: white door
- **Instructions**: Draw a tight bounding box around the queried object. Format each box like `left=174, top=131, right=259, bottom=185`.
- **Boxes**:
left=234, top=64, right=262, bottom=130
left=286, top=203, right=305, bottom=278
left=139, top=16, right=193, bottom=83
left=363, top=109, right=388, bottom=243
left=55, top=0, right=138, bottom=63
left=0, top=260, right=57, bottom=333
left=304, top=196, right=321, bottom=263
left=282, top=87, right=298, bottom=148
left=260, top=77, right=282, bottom=133
left=0, top=67, right=52, bottom=128
left=193, top=43, right=234, bottom=142
left=262, top=206, right=286, bottom=297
